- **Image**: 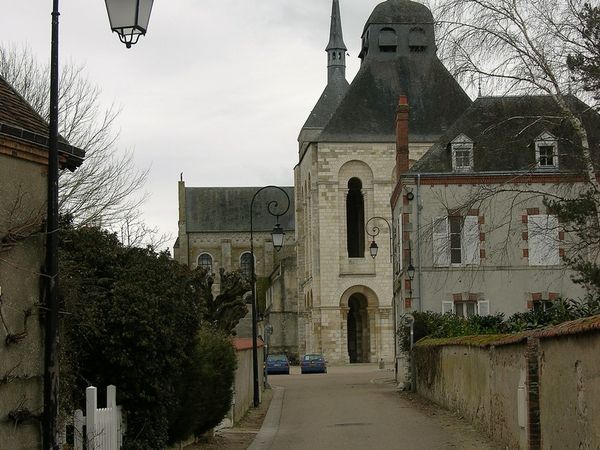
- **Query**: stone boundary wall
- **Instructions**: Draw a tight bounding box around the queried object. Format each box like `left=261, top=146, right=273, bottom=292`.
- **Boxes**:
left=231, top=338, right=265, bottom=424
left=413, top=315, right=600, bottom=450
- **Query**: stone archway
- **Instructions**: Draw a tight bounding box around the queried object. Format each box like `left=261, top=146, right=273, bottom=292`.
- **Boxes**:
left=347, top=293, right=369, bottom=363
left=340, top=286, right=379, bottom=364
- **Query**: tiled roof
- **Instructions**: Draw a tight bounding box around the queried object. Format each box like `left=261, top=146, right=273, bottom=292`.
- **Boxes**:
left=411, top=95, right=600, bottom=174
left=0, top=76, right=48, bottom=135
left=317, top=56, right=471, bottom=143
left=233, top=337, right=264, bottom=351
left=185, top=187, right=295, bottom=233
left=0, top=75, right=84, bottom=170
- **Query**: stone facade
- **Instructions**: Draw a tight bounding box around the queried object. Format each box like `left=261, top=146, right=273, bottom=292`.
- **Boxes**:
left=174, top=181, right=298, bottom=357
left=0, top=76, right=84, bottom=449
left=413, top=317, right=600, bottom=449
left=295, top=0, right=471, bottom=364
left=391, top=95, right=599, bottom=323
left=0, top=152, right=46, bottom=450
left=295, top=142, right=398, bottom=363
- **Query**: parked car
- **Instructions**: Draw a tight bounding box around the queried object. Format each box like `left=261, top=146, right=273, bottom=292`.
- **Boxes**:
left=300, top=353, right=327, bottom=374
left=265, top=354, right=290, bottom=375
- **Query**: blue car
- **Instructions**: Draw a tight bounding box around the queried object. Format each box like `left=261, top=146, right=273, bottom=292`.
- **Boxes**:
left=265, top=354, right=290, bottom=375
left=301, top=353, right=327, bottom=374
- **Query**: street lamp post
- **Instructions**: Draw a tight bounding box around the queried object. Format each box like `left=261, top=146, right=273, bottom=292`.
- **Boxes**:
left=365, top=216, right=393, bottom=262
left=43, top=2, right=153, bottom=448
left=249, top=186, right=290, bottom=407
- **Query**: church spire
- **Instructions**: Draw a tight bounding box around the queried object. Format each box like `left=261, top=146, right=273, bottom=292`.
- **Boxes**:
left=326, top=0, right=347, bottom=83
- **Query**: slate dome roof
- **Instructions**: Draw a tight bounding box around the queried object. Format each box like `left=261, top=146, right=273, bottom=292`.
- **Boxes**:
left=364, top=0, right=434, bottom=33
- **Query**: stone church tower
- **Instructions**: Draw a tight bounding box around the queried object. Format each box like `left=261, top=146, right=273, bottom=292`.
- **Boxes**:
left=295, top=0, right=471, bottom=364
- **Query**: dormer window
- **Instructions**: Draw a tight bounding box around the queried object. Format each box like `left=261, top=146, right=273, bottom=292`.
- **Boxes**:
left=379, top=28, right=397, bottom=53
left=535, top=132, right=558, bottom=169
left=409, top=27, right=427, bottom=52
left=451, top=134, right=474, bottom=172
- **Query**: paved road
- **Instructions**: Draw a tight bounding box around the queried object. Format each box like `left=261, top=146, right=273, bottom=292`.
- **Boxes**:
left=250, top=364, right=502, bottom=450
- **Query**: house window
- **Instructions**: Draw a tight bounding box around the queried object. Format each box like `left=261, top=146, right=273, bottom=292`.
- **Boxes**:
left=433, top=215, right=480, bottom=266
left=240, top=252, right=254, bottom=278
left=449, top=216, right=462, bottom=264
left=346, top=177, right=365, bottom=258
left=528, top=215, right=560, bottom=266
left=455, top=301, right=477, bottom=318
left=538, top=146, right=556, bottom=167
left=533, top=299, right=554, bottom=312
left=442, top=300, right=489, bottom=317
left=451, top=134, right=474, bottom=172
left=535, top=132, right=558, bottom=169
left=197, top=253, right=213, bottom=272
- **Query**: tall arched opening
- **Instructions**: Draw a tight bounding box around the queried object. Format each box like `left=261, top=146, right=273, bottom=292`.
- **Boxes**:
left=346, top=177, right=365, bottom=257
left=347, top=293, right=370, bottom=363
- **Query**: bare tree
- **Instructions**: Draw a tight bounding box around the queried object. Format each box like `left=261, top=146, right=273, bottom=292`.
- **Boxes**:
left=434, top=0, right=600, bottom=192
left=0, top=44, right=148, bottom=228
left=421, top=0, right=600, bottom=293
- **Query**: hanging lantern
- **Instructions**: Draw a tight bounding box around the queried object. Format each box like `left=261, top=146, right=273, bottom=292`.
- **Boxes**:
left=271, top=223, right=285, bottom=252
left=105, top=0, right=154, bottom=48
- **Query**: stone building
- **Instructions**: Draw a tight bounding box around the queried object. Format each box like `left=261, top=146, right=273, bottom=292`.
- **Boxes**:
left=0, top=76, right=84, bottom=449
left=294, top=0, right=471, bottom=364
left=176, top=0, right=479, bottom=365
left=173, top=182, right=297, bottom=355
left=392, top=95, right=599, bottom=321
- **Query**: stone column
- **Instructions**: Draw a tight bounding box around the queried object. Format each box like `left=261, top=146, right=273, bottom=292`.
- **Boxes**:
left=340, top=307, right=350, bottom=364
left=368, top=307, right=379, bottom=362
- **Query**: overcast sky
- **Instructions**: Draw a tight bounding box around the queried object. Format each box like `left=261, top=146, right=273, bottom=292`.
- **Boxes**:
left=3, top=0, right=398, bottom=246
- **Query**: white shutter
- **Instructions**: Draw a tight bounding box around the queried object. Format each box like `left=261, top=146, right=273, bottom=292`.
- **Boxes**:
left=462, top=215, right=480, bottom=265
left=433, top=217, right=450, bottom=266
left=442, top=301, right=454, bottom=314
left=478, top=300, right=490, bottom=316
left=528, top=215, right=559, bottom=266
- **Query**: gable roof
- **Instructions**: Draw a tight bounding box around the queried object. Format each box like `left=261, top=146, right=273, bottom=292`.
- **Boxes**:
left=317, top=56, right=472, bottom=143
left=185, top=187, right=295, bottom=233
left=410, top=95, right=600, bottom=174
left=0, top=76, right=84, bottom=170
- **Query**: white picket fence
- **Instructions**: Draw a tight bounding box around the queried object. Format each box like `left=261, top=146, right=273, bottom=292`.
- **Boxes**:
left=60, top=385, right=124, bottom=450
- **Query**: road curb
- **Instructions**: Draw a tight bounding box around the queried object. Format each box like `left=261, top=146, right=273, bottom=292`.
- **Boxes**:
left=247, top=386, right=284, bottom=450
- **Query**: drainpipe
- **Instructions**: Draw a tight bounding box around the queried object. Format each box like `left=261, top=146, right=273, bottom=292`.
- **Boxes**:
left=416, top=174, right=422, bottom=312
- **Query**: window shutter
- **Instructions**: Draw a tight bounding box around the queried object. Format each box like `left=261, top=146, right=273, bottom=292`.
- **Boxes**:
left=478, top=300, right=490, bottom=316
left=528, top=215, right=559, bottom=266
left=462, top=215, right=480, bottom=265
left=433, top=217, right=450, bottom=266
left=442, top=301, right=454, bottom=314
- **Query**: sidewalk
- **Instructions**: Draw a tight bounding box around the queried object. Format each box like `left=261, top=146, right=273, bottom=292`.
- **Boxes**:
left=184, top=388, right=273, bottom=450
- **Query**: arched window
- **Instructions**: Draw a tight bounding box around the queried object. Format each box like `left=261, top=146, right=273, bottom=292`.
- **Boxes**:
left=198, top=253, right=213, bottom=272
left=346, top=177, right=365, bottom=257
left=240, top=252, right=254, bottom=278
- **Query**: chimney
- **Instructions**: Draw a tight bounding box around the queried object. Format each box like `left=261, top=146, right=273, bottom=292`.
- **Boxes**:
left=395, top=95, right=409, bottom=179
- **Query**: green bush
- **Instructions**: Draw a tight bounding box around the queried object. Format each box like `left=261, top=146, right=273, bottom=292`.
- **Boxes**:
left=60, top=224, right=204, bottom=449
left=188, top=327, right=237, bottom=437
left=399, top=297, right=600, bottom=349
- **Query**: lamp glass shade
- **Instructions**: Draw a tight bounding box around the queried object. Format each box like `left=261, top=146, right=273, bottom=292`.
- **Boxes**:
left=407, top=263, right=415, bottom=281
left=369, top=241, right=378, bottom=259
left=105, top=0, right=154, bottom=46
left=272, top=224, right=285, bottom=251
